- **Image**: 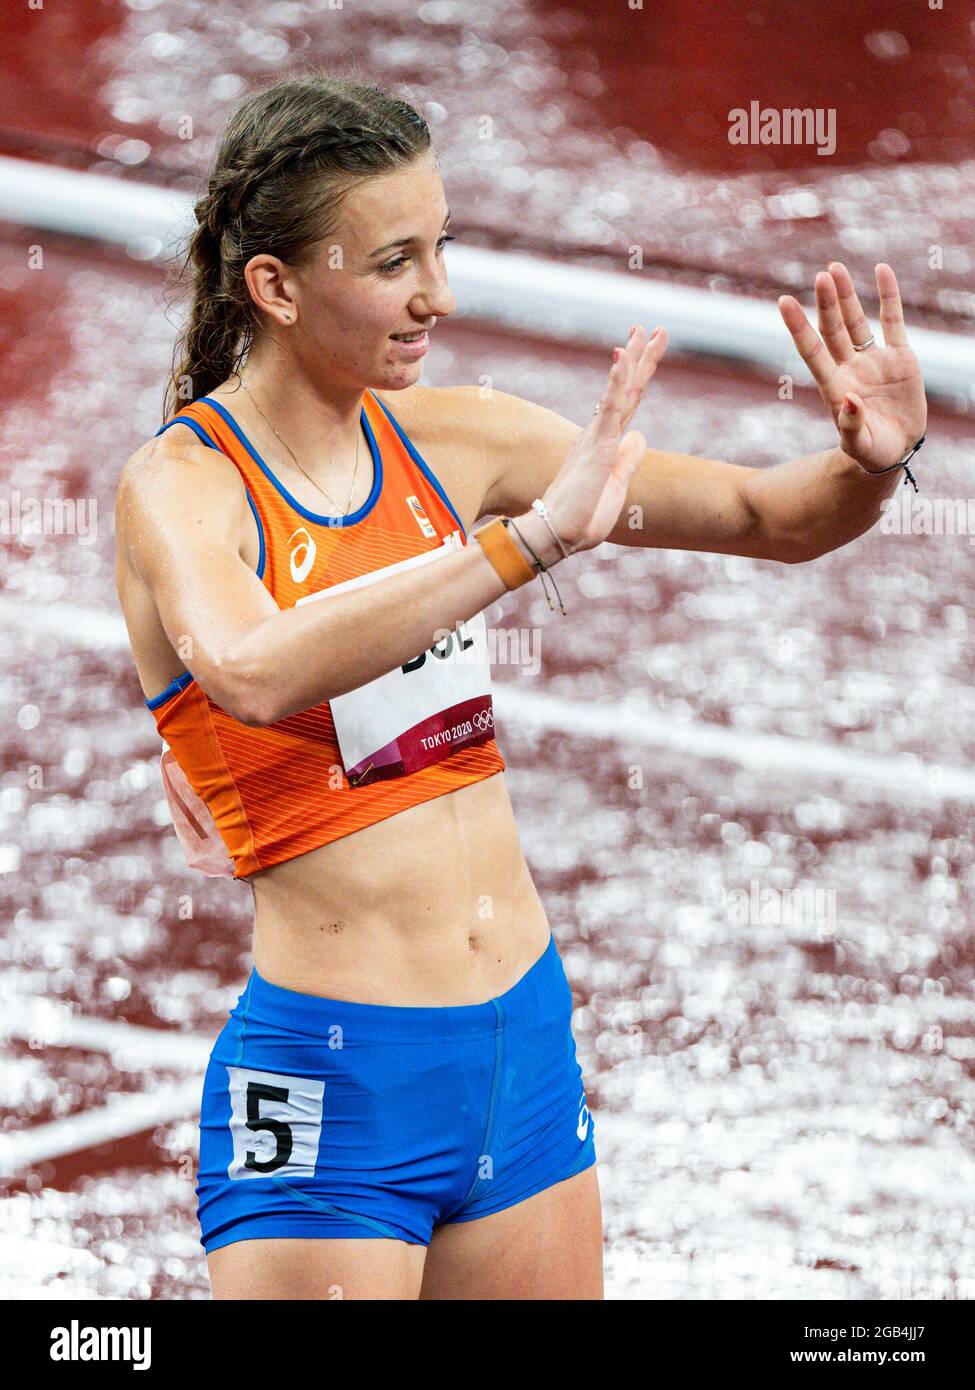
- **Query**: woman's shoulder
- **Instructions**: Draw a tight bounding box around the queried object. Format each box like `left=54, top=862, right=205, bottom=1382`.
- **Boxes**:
left=370, top=383, right=497, bottom=518
left=116, top=418, right=249, bottom=548
left=371, top=382, right=512, bottom=478
left=370, top=382, right=485, bottom=436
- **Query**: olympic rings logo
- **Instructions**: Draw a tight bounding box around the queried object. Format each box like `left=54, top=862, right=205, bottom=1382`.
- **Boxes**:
left=473, top=709, right=494, bottom=732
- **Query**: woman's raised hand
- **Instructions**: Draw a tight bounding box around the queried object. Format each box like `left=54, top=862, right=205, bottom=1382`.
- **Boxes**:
left=540, top=323, right=669, bottom=554
left=777, top=262, right=927, bottom=472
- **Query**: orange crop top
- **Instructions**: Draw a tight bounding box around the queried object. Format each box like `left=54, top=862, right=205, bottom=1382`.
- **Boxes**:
left=144, top=390, right=505, bottom=879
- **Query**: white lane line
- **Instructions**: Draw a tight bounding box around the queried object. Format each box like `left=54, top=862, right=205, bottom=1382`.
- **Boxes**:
left=3, top=596, right=972, bottom=802
left=0, top=1003, right=212, bottom=1172
left=0, top=1078, right=203, bottom=1176
left=493, top=684, right=975, bottom=802
left=0, top=997, right=212, bottom=1069
left=456, top=244, right=974, bottom=406
left=0, top=155, right=190, bottom=256
left=0, top=155, right=971, bottom=405
left=0, top=596, right=132, bottom=651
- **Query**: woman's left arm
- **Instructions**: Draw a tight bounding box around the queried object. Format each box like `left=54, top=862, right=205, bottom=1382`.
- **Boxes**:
left=465, top=262, right=927, bottom=564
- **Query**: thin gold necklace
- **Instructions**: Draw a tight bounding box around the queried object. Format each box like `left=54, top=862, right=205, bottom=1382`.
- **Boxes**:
left=238, top=377, right=361, bottom=517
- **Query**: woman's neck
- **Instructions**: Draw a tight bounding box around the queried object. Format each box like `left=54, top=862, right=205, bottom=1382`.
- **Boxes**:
left=223, top=349, right=367, bottom=483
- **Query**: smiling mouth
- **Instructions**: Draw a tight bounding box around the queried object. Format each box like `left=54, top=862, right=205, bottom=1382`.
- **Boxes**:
left=389, top=329, right=431, bottom=341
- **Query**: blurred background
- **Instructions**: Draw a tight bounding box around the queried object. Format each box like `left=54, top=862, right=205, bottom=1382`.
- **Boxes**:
left=0, top=0, right=973, bottom=1300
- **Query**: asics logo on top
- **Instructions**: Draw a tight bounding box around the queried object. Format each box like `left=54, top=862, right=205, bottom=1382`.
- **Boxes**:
left=576, top=1091, right=590, bottom=1142
left=289, top=527, right=317, bottom=584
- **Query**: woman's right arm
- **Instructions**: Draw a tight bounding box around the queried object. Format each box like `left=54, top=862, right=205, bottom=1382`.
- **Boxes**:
left=118, top=341, right=651, bottom=726
left=118, top=439, right=561, bottom=725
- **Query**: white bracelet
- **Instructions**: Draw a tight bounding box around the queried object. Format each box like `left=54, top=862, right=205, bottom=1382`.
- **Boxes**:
left=530, top=498, right=572, bottom=559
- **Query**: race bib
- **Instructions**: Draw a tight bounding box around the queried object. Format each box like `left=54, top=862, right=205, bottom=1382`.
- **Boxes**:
left=295, top=531, right=496, bottom=787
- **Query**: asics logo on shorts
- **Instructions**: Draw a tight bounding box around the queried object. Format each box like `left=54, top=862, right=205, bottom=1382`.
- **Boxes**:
left=576, top=1091, right=590, bottom=1142
left=473, top=709, right=494, bottom=732
left=289, top=527, right=317, bottom=584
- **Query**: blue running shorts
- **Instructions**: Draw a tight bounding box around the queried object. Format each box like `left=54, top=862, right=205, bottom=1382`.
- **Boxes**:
left=197, top=931, right=597, bottom=1252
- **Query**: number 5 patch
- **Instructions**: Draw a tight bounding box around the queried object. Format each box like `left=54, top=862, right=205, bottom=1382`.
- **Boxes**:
left=226, top=1066, right=325, bottom=1180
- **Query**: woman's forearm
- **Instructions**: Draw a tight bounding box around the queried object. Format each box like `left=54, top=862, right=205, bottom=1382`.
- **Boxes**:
left=226, top=508, right=561, bottom=724
left=743, top=445, right=909, bottom=562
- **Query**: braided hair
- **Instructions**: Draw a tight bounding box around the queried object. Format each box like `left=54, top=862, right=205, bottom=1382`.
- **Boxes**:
left=162, top=72, right=432, bottom=421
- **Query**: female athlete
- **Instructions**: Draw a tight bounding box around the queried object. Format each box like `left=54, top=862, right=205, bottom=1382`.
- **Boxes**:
left=115, top=73, right=927, bottom=1300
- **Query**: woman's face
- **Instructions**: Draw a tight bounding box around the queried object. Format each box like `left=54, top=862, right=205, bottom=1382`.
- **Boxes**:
left=266, top=150, right=458, bottom=393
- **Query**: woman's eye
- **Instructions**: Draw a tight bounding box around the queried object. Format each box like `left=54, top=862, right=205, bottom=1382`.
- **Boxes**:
left=379, top=234, right=456, bottom=275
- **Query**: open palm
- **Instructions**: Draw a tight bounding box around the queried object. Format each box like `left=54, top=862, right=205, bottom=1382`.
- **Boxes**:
left=778, top=262, right=927, bottom=473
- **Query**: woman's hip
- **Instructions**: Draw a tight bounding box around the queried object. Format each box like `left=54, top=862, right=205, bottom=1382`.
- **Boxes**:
left=195, top=930, right=593, bottom=1251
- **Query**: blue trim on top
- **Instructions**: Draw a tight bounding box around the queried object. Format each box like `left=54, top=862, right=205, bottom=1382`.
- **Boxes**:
left=144, top=409, right=269, bottom=709
left=369, top=392, right=467, bottom=540
left=145, top=669, right=194, bottom=711
left=197, top=396, right=383, bottom=529
left=156, top=415, right=214, bottom=448
left=156, top=412, right=267, bottom=582
left=245, top=490, right=266, bottom=579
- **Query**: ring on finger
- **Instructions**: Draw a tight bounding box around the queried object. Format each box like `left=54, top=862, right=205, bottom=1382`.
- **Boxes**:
left=853, top=335, right=876, bottom=351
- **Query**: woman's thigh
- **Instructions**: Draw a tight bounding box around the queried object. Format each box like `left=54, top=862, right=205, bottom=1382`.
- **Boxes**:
left=207, top=1236, right=428, bottom=1300
left=418, top=1164, right=603, bottom=1300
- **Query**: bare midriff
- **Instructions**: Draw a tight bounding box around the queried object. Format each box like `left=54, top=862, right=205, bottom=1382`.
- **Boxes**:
left=248, top=770, right=553, bottom=1006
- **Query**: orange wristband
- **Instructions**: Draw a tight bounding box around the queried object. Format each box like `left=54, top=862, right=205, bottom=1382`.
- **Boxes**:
left=472, top=516, right=536, bottom=589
